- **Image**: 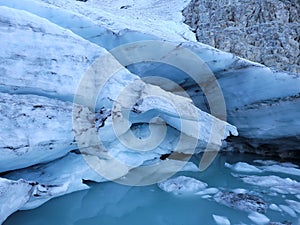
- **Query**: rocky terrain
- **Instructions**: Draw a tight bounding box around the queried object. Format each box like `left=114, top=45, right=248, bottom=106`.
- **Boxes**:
left=183, top=0, right=300, bottom=73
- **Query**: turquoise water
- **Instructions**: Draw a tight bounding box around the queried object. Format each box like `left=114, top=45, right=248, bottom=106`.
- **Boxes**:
left=4, top=153, right=300, bottom=225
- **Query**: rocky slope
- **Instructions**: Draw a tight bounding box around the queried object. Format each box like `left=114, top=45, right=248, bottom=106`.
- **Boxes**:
left=183, top=0, right=300, bottom=74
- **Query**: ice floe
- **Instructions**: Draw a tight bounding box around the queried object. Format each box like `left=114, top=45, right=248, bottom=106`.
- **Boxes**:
left=158, top=176, right=208, bottom=195
left=212, top=214, right=231, bottom=225
left=226, top=160, right=300, bottom=177
left=225, top=162, right=262, bottom=173
left=278, top=205, right=297, bottom=218
left=248, top=212, right=270, bottom=225
left=285, top=199, right=300, bottom=214
left=239, top=175, right=300, bottom=195
left=269, top=204, right=282, bottom=212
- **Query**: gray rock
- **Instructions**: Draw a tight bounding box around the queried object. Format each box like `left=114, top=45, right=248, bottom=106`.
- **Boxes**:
left=214, top=191, right=268, bottom=213
left=183, top=0, right=300, bottom=74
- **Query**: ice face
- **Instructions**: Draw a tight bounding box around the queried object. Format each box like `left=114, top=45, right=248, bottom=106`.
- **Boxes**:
left=1, top=0, right=299, bottom=155
left=0, top=93, right=75, bottom=172
left=0, top=0, right=299, bottom=224
left=0, top=5, right=239, bottom=221
left=0, top=6, right=237, bottom=173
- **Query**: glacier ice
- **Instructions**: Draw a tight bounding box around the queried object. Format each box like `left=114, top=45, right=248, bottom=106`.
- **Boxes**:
left=0, top=93, right=75, bottom=172
left=0, top=178, right=32, bottom=224
left=0, top=176, right=70, bottom=223
left=0, top=0, right=299, bottom=223
left=0, top=5, right=105, bottom=102
left=0, top=4, right=238, bottom=221
left=4, top=152, right=105, bottom=210
left=0, top=6, right=237, bottom=172
left=1, top=0, right=299, bottom=155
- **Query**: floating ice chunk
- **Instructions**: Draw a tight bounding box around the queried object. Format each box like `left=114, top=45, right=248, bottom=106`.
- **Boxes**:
left=212, top=214, right=231, bottom=225
left=246, top=160, right=300, bottom=176
left=279, top=205, right=297, bottom=217
left=239, top=175, right=300, bottom=195
left=254, top=160, right=280, bottom=166
left=195, top=187, right=219, bottom=196
left=269, top=204, right=282, bottom=212
left=262, top=165, right=300, bottom=176
left=248, top=212, right=270, bottom=225
left=225, top=162, right=262, bottom=173
left=158, top=176, right=207, bottom=195
left=226, top=161, right=300, bottom=176
left=286, top=199, right=300, bottom=214
left=280, top=162, right=299, bottom=168
left=180, top=162, right=200, bottom=172
left=254, top=160, right=299, bottom=168
left=232, top=188, right=248, bottom=194
left=201, top=195, right=211, bottom=199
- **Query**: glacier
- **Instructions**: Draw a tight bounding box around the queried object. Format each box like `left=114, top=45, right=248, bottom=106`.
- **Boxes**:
left=15, top=0, right=300, bottom=156
left=0, top=0, right=299, bottom=224
left=0, top=3, right=237, bottom=221
left=1, top=0, right=299, bottom=156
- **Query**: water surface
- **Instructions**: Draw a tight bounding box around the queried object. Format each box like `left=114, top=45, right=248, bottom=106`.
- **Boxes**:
left=4, top=153, right=300, bottom=225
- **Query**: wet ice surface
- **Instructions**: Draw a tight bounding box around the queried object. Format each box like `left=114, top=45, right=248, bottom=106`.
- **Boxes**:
left=4, top=153, right=300, bottom=225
